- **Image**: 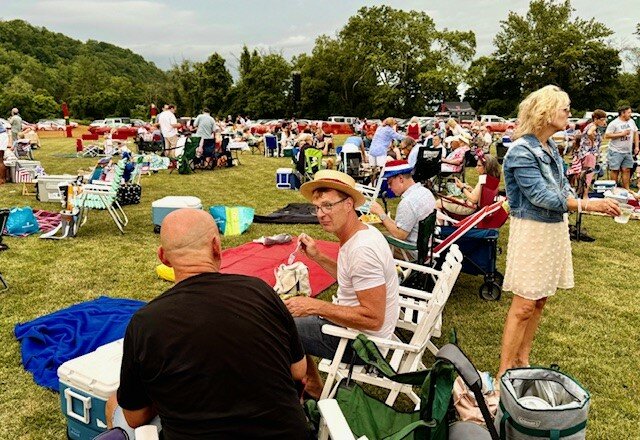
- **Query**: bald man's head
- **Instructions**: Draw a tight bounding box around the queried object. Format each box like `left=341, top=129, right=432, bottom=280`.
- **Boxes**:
left=159, top=209, right=221, bottom=268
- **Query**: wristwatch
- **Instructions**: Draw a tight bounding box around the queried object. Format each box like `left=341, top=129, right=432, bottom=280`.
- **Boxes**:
left=379, top=213, right=388, bottom=221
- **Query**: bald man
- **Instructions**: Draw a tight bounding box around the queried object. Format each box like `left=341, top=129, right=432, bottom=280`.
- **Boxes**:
left=106, top=209, right=308, bottom=439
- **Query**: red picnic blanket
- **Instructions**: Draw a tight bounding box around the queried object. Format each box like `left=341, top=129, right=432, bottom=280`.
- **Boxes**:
left=220, top=240, right=339, bottom=297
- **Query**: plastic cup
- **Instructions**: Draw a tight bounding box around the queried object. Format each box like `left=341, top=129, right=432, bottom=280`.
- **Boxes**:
left=614, top=204, right=633, bottom=224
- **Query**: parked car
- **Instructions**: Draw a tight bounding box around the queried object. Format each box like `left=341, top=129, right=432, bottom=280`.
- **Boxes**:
left=89, top=117, right=132, bottom=134
left=479, top=115, right=516, bottom=133
left=328, top=116, right=358, bottom=125
left=89, top=119, right=105, bottom=128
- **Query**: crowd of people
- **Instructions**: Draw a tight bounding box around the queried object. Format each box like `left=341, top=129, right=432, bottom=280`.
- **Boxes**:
left=2, top=88, right=638, bottom=438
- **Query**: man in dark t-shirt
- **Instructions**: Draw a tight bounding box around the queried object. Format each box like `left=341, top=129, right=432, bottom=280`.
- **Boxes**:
left=106, top=209, right=308, bottom=439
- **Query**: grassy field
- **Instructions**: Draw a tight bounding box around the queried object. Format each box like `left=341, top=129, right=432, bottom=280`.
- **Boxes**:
left=0, top=130, right=638, bottom=439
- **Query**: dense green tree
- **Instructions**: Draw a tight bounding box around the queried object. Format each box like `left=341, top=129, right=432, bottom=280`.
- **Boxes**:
left=467, top=0, right=620, bottom=114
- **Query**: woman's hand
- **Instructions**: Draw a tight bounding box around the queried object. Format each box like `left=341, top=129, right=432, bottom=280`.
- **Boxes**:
left=587, top=199, right=622, bottom=217
left=454, top=177, right=464, bottom=189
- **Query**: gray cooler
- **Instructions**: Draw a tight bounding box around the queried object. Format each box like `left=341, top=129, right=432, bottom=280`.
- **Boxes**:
left=496, top=367, right=590, bottom=439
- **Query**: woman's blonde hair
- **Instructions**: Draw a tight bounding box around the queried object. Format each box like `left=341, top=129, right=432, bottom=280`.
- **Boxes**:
left=409, top=116, right=419, bottom=124
left=514, top=85, right=570, bottom=140
left=382, top=117, right=396, bottom=127
left=446, top=118, right=457, bottom=128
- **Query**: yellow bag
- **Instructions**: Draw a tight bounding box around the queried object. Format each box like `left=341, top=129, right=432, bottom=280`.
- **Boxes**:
left=156, top=264, right=175, bottom=282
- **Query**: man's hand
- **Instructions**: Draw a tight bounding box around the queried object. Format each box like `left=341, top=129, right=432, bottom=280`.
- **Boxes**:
left=284, top=296, right=319, bottom=317
left=369, top=201, right=384, bottom=216
left=298, top=233, right=319, bottom=260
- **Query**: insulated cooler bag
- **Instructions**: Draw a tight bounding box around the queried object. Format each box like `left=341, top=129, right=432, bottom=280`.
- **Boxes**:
left=57, top=339, right=124, bottom=440
left=152, top=196, right=202, bottom=232
left=209, top=205, right=254, bottom=236
left=496, top=367, right=590, bottom=439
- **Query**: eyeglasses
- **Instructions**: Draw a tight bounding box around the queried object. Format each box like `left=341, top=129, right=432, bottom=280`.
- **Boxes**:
left=560, top=106, right=571, bottom=113
left=313, top=196, right=349, bottom=214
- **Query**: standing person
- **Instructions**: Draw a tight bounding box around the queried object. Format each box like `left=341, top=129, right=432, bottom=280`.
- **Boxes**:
left=0, top=122, right=8, bottom=184
left=604, top=105, right=639, bottom=190
left=194, top=108, right=217, bottom=166
left=285, top=170, right=400, bottom=398
left=149, top=104, right=158, bottom=124
left=498, top=85, right=621, bottom=378
left=157, top=105, right=180, bottom=158
left=368, top=117, right=405, bottom=168
left=571, top=109, right=607, bottom=198
left=107, top=209, right=308, bottom=439
left=8, top=108, right=22, bottom=143
left=406, top=117, right=421, bottom=140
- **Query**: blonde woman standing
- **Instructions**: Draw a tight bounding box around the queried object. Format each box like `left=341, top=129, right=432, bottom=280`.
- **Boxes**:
left=498, top=85, right=620, bottom=378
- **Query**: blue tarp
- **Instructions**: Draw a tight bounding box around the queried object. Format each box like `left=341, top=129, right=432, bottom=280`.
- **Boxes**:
left=14, top=296, right=145, bottom=390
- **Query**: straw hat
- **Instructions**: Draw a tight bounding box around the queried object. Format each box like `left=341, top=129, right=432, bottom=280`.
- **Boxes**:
left=300, top=170, right=366, bottom=208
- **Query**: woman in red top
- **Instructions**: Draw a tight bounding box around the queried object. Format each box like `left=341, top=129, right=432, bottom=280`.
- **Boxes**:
left=406, top=117, right=421, bottom=140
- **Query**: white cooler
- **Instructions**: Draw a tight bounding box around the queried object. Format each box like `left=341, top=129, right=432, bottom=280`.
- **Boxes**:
left=57, top=339, right=123, bottom=440
left=152, top=196, right=202, bottom=232
left=36, top=174, right=77, bottom=202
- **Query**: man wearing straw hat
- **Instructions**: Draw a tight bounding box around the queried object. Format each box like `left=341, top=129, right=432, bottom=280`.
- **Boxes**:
left=285, top=170, right=400, bottom=399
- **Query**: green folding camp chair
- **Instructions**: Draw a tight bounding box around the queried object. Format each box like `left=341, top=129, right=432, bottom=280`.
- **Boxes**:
left=177, top=136, right=201, bottom=175
left=304, top=148, right=324, bottom=182
left=74, top=160, right=128, bottom=234
left=386, top=211, right=438, bottom=264
left=317, top=335, right=499, bottom=440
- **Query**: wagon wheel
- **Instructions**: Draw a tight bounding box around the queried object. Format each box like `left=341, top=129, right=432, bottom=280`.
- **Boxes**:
left=479, top=281, right=501, bottom=301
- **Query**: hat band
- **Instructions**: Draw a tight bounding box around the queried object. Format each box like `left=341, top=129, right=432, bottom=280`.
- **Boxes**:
left=314, top=178, right=355, bottom=189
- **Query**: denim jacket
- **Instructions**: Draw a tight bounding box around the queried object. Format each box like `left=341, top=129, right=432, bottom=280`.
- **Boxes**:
left=503, top=134, right=574, bottom=223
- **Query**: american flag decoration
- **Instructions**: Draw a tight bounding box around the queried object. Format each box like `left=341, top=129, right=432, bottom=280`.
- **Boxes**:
left=17, top=169, right=33, bottom=183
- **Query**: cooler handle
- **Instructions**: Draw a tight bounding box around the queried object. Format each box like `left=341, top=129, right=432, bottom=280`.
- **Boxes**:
left=64, top=387, right=92, bottom=424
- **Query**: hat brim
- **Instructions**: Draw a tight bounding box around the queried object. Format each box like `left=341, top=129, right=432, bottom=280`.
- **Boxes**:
left=300, top=180, right=367, bottom=209
left=383, top=168, right=413, bottom=179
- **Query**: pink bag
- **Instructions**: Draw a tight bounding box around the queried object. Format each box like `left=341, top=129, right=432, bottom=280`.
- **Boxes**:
left=453, top=376, right=500, bottom=426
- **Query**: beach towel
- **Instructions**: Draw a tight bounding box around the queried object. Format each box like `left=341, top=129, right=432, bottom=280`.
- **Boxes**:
left=253, top=203, right=319, bottom=224
left=14, top=296, right=145, bottom=389
left=33, top=209, right=62, bottom=233
left=156, top=240, right=339, bottom=297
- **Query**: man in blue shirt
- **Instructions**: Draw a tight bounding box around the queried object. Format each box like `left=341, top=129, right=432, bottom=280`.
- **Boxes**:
left=370, top=160, right=435, bottom=259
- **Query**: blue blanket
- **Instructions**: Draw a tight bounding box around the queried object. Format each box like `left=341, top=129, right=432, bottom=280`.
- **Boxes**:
left=14, top=296, right=145, bottom=390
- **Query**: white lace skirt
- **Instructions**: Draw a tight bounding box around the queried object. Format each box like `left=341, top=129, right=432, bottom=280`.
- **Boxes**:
left=502, top=216, right=574, bottom=300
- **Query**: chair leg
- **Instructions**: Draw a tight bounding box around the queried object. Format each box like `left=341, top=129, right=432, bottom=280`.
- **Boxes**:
left=320, top=338, right=349, bottom=400
left=0, top=273, right=7, bottom=291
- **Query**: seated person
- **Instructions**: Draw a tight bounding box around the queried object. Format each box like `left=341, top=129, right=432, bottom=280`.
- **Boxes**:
left=369, top=160, right=436, bottom=259
left=436, top=152, right=501, bottom=216
left=401, top=137, right=418, bottom=166
left=285, top=170, right=399, bottom=399
left=23, top=127, right=41, bottom=149
left=441, top=135, right=470, bottom=173
left=12, top=134, right=31, bottom=157
left=338, top=135, right=367, bottom=164
left=106, top=209, right=308, bottom=439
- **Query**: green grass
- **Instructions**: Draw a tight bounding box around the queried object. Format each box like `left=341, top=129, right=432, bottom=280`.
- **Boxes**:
left=0, top=132, right=638, bottom=438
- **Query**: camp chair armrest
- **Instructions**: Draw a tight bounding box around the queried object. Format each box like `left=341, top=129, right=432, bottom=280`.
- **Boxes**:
left=399, top=286, right=433, bottom=301
left=385, top=235, right=416, bottom=250
left=394, top=259, right=441, bottom=275
left=318, top=399, right=364, bottom=440
left=321, top=325, right=422, bottom=353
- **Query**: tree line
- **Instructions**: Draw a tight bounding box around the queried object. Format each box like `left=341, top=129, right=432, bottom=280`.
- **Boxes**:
left=0, top=1, right=638, bottom=123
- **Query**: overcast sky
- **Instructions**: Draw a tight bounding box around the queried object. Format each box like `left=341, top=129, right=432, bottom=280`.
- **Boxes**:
left=2, top=0, right=638, bottom=74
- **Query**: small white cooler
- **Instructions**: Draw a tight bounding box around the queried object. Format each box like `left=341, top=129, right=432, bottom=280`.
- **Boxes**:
left=57, top=339, right=123, bottom=440
left=36, top=174, right=78, bottom=202
left=152, top=196, right=202, bottom=233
